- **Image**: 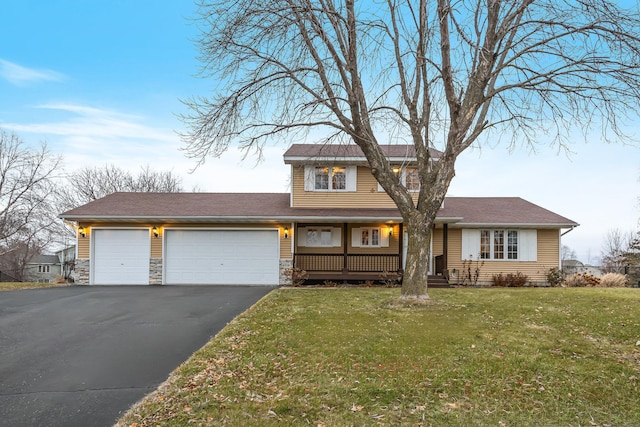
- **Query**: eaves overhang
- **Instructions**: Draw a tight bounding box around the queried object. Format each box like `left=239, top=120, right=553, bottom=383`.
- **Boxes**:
left=60, top=214, right=464, bottom=224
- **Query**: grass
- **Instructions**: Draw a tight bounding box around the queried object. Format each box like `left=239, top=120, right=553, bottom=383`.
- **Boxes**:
left=117, top=288, right=640, bottom=426
left=0, top=281, right=67, bottom=291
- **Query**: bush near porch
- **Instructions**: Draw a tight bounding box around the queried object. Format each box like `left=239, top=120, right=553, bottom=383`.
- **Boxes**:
left=117, top=288, right=640, bottom=427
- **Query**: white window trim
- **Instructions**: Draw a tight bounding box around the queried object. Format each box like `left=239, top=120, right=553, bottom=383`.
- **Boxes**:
left=304, top=165, right=356, bottom=192
left=377, top=166, right=420, bottom=192
left=461, top=229, right=537, bottom=262
left=351, top=227, right=390, bottom=248
left=297, top=227, right=341, bottom=247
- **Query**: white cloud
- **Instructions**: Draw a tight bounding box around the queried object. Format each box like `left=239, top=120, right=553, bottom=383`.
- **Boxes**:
left=0, top=59, right=65, bottom=86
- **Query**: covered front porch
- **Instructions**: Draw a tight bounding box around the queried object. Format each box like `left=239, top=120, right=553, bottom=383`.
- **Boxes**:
left=292, top=222, right=451, bottom=284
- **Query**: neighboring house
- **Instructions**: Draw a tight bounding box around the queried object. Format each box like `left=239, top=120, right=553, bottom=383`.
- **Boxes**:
left=24, top=255, right=61, bottom=283
left=56, top=245, right=76, bottom=281
left=59, top=144, right=578, bottom=286
left=563, top=259, right=603, bottom=277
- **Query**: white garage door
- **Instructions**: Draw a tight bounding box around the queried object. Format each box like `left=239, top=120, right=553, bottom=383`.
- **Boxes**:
left=165, top=229, right=279, bottom=285
left=92, top=229, right=150, bottom=285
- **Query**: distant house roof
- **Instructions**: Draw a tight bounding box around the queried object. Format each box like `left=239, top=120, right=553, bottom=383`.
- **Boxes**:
left=29, top=255, right=58, bottom=265
left=283, top=144, right=442, bottom=164
left=60, top=192, right=577, bottom=228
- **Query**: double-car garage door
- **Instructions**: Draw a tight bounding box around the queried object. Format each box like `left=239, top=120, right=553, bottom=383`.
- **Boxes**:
left=92, top=229, right=279, bottom=285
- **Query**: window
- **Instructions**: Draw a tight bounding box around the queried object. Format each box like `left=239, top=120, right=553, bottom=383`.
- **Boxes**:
left=307, top=228, right=333, bottom=247
left=314, top=167, right=329, bottom=190
left=378, top=166, right=420, bottom=192
left=478, top=230, right=517, bottom=260
left=297, top=227, right=341, bottom=247
left=507, top=230, right=518, bottom=260
left=305, top=166, right=356, bottom=191
left=462, top=229, right=536, bottom=261
left=405, top=167, right=419, bottom=191
left=360, top=227, right=380, bottom=247
left=38, top=265, right=50, bottom=273
left=332, top=166, right=346, bottom=190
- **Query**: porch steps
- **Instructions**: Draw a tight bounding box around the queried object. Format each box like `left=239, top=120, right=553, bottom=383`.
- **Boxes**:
left=427, top=275, right=450, bottom=288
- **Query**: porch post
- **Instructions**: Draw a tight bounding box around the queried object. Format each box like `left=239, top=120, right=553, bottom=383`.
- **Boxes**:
left=398, top=223, right=404, bottom=273
left=443, top=223, right=449, bottom=272
left=342, top=223, right=348, bottom=274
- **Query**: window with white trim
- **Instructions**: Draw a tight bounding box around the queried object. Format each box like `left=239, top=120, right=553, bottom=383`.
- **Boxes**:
left=38, top=265, right=50, bottom=273
left=352, top=227, right=390, bottom=248
left=307, top=228, right=333, bottom=247
left=463, top=229, right=536, bottom=261
left=305, top=165, right=356, bottom=192
left=378, top=166, right=420, bottom=192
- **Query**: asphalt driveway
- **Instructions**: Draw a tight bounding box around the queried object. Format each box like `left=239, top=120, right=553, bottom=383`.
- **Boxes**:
left=0, top=285, right=274, bottom=427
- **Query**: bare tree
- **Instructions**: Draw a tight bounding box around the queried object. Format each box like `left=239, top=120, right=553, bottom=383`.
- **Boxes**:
left=61, top=164, right=184, bottom=208
left=0, top=129, right=61, bottom=279
left=56, top=165, right=185, bottom=242
left=601, top=228, right=634, bottom=273
left=182, top=0, right=640, bottom=299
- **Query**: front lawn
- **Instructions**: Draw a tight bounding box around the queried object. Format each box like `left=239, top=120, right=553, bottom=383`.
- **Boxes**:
left=117, top=288, right=640, bottom=426
left=0, top=281, right=67, bottom=291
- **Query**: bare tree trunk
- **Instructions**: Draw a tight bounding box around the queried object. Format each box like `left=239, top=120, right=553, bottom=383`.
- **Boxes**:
left=402, top=218, right=432, bottom=299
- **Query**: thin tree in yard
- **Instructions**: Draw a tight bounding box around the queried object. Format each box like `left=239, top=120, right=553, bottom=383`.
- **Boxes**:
left=0, top=129, right=61, bottom=278
left=182, top=0, right=640, bottom=299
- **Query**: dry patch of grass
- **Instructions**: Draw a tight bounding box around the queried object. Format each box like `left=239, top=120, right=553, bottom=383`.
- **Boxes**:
left=117, top=288, right=640, bottom=426
left=0, top=281, right=67, bottom=291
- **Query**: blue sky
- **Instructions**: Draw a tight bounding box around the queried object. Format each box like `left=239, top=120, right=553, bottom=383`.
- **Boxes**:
left=1, top=0, right=639, bottom=263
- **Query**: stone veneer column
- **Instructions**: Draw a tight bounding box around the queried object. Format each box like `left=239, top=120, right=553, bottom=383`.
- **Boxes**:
left=149, top=258, right=163, bottom=285
left=279, top=259, right=293, bottom=286
left=74, top=259, right=90, bottom=284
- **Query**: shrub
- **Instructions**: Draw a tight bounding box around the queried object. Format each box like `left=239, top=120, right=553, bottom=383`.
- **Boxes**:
left=283, top=267, right=308, bottom=286
left=379, top=270, right=402, bottom=287
left=598, top=273, right=628, bottom=288
left=564, top=272, right=600, bottom=287
left=491, top=272, right=529, bottom=287
left=545, top=267, right=564, bottom=287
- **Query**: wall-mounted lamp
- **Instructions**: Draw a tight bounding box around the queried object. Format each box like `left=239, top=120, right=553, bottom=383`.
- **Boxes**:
left=152, top=226, right=159, bottom=239
left=283, top=226, right=289, bottom=239
left=388, top=225, right=394, bottom=237
left=78, top=227, right=86, bottom=238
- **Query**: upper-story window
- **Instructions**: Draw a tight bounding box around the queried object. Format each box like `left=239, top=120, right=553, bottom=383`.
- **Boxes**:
left=305, top=166, right=356, bottom=192
left=38, top=265, right=50, bottom=273
left=378, top=166, right=420, bottom=192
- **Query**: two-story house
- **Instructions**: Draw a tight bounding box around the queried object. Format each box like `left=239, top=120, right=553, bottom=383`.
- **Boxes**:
left=59, top=144, right=578, bottom=286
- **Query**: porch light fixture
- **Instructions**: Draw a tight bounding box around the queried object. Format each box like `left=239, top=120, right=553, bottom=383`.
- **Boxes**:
left=284, top=227, right=289, bottom=239
left=388, top=225, right=393, bottom=236
left=152, top=226, right=159, bottom=239
left=78, top=227, right=86, bottom=238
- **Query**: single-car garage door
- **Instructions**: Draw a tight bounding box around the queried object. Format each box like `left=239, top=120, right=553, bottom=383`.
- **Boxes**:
left=164, top=229, right=279, bottom=285
left=92, top=229, right=150, bottom=285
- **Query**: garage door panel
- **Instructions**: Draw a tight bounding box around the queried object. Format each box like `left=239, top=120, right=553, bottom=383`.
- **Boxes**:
left=165, top=230, right=278, bottom=285
left=93, top=229, right=150, bottom=285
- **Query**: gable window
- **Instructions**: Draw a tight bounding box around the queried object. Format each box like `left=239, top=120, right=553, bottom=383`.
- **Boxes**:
left=464, top=229, right=535, bottom=261
left=305, top=166, right=356, bottom=192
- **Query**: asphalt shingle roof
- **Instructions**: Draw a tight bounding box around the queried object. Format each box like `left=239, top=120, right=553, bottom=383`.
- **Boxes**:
left=60, top=192, right=577, bottom=227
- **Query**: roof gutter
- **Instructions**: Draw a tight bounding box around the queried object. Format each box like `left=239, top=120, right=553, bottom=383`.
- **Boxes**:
left=561, top=225, right=578, bottom=236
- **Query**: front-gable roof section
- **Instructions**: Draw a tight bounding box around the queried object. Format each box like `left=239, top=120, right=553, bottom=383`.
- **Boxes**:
left=60, top=193, right=577, bottom=229
left=283, top=144, right=442, bottom=165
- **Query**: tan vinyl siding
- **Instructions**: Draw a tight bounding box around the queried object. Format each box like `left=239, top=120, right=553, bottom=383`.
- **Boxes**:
left=447, top=228, right=560, bottom=284
left=432, top=228, right=444, bottom=257
left=75, top=222, right=290, bottom=260
left=291, top=165, right=418, bottom=208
